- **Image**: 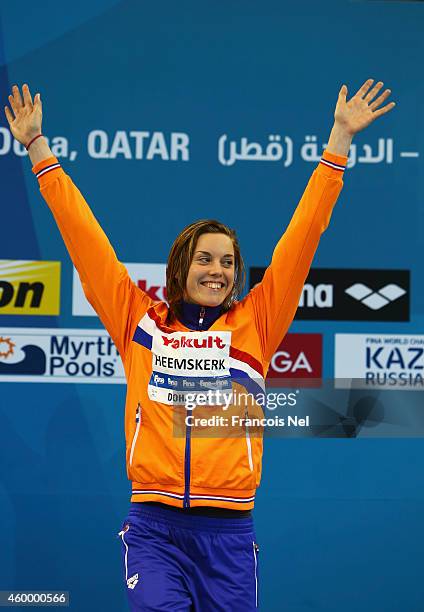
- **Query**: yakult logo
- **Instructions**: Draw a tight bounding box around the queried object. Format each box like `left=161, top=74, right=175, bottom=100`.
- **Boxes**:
left=162, top=335, right=226, bottom=350
left=137, top=279, right=167, bottom=301
left=149, top=328, right=232, bottom=404
left=72, top=263, right=167, bottom=316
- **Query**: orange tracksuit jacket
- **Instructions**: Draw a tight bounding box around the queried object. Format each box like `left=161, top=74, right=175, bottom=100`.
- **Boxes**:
left=33, top=150, right=347, bottom=510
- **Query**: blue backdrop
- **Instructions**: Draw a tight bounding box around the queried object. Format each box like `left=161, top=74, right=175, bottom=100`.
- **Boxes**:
left=1, top=1, right=423, bottom=610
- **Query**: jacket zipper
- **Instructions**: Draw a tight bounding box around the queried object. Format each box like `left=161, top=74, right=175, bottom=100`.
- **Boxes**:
left=245, top=408, right=254, bottom=472
left=198, top=306, right=205, bottom=330
left=183, top=416, right=192, bottom=508
left=129, top=403, right=142, bottom=466
left=184, top=306, right=205, bottom=508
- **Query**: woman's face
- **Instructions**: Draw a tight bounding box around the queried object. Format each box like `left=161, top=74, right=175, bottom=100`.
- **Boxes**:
left=185, top=233, right=235, bottom=307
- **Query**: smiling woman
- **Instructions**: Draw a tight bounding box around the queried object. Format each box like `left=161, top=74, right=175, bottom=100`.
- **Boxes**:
left=186, top=232, right=235, bottom=301
left=4, top=80, right=395, bottom=611
left=166, top=219, right=245, bottom=316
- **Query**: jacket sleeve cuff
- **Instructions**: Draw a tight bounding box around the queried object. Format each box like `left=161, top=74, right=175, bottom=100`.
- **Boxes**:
left=32, top=156, right=62, bottom=187
left=318, top=149, right=348, bottom=178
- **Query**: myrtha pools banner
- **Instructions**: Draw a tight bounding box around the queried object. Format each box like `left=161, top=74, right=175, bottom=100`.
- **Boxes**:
left=0, top=328, right=124, bottom=383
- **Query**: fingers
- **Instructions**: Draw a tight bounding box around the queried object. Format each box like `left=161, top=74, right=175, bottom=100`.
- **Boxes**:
left=8, top=94, right=18, bottom=117
left=356, top=78, right=374, bottom=99
left=12, top=84, right=23, bottom=108
left=369, top=88, right=391, bottom=111
left=338, top=84, right=348, bottom=103
left=364, top=81, right=384, bottom=103
left=373, top=101, right=396, bottom=119
left=4, top=105, right=13, bottom=126
left=6, top=83, right=36, bottom=120
left=22, top=83, right=33, bottom=108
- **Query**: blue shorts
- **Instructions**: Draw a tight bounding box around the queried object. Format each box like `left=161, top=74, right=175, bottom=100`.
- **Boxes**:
left=118, top=503, right=260, bottom=611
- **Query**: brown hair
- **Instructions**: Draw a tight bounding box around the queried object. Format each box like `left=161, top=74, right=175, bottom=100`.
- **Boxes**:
left=166, top=219, right=246, bottom=319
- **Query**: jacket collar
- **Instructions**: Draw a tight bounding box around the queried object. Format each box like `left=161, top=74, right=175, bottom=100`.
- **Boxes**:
left=179, top=300, right=222, bottom=330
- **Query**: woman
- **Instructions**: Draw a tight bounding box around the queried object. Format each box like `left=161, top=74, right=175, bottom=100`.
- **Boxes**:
left=5, top=80, right=394, bottom=611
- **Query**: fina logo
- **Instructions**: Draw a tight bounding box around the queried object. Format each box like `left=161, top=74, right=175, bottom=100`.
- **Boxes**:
left=345, top=283, right=406, bottom=311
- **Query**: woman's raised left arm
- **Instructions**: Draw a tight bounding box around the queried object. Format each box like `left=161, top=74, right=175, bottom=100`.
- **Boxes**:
left=247, top=79, right=395, bottom=364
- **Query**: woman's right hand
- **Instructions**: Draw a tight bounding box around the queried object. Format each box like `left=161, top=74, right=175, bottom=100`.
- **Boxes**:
left=4, top=84, right=42, bottom=146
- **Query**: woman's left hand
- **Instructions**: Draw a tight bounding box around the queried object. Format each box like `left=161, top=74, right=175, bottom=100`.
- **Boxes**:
left=334, top=79, right=395, bottom=136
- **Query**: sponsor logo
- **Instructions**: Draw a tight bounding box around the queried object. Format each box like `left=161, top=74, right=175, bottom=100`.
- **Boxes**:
left=137, top=279, right=167, bottom=301
left=335, top=334, right=424, bottom=389
left=149, top=329, right=232, bottom=405
left=127, top=573, right=139, bottom=590
left=299, top=283, right=333, bottom=308
left=0, top=260, right=61, bottom=316
left=0, top=328, right=124, bottom=383
left=72, top=263, right=166, bottom=316
left=344, top=283, right=406, bottom=311
left=162, top=335, right=226, bottom=349
left=249, top=268, right=409, bottom=321
left=267, top=333, right=322, bottom=387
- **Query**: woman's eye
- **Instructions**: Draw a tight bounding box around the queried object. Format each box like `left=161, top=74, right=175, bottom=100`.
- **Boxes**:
left=197, top=257, right=233, bottom=266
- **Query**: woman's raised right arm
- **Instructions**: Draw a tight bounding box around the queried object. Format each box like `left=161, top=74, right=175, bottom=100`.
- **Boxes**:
left=4, top=84, right=152, bottom=359
left=5, top=84, right=49, bottom=165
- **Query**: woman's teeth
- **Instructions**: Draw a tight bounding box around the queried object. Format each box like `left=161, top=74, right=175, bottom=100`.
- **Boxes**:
left=202, top=282, right=223, bottom=290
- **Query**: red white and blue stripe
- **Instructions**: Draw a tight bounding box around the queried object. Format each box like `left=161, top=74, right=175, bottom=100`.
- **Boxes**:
left=131, top=488, right=255, bottom=504
left=320, top=156, right=346, bottom=172
left=133, top=311, right=266, bottom=397
left=36, top=162, right=61, bottom=179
